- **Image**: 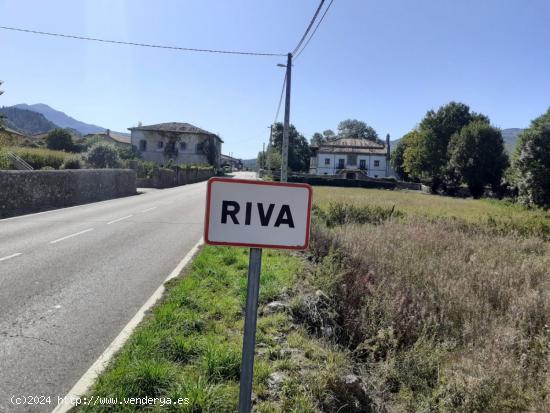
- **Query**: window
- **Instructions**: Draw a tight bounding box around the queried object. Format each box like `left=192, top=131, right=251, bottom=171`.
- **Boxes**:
left=374, top=160, right=380, bottom=167
left=347, top=154, right=357, bottom=166
left=179, top=141, right=187, bottom=150
left=338, top=159, right=345, bottom=169
left=324, top=158, right=330, bottom=165
left=157, top=141, right=164, bottom=149
left=359, top=159, right=366, bottom=169
left=139, top=140, right=147, bottom=151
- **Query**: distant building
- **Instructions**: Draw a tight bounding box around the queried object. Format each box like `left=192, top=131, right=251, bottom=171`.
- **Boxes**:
left=128, top=122, right=222, bottom=167
left=84, top=129, right=131, bottom=148
left=309, top=135, right=391, bottom=179
left=220, top=154, right=243, bottom=170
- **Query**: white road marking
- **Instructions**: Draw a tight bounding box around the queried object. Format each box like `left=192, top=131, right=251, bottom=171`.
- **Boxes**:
left=50, top=229, right=94, bottom=244
left=0, top=253, right=22, bottom=262
left=107, top=215, right=133, bottom=225
left=52, top=237, right=204, bottom=413
left=140, top=207, right=157, bottom=213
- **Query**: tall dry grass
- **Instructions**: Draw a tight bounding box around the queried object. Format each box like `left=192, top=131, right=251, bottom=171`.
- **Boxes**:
left=303, top=201, right=550, bottom=412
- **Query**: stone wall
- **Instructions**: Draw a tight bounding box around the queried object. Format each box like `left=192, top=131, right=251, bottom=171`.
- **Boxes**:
left=0, top=169, right=137, bottom=217
left=136, top=167, right=214, bottom=189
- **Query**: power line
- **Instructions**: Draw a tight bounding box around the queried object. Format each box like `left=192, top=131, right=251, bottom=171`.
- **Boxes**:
left=0, top=25, right=286, bottom=57
left=273, top=73, right=287, bottom=124
left=291, top=0, right=325, bottom=55
left=294, top=0, right=334, bottom=60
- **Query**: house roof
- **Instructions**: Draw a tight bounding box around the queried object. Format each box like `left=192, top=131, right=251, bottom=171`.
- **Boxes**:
left=0, top=126, right=25, bottom=137
left=84, top=131, right=130, bottom=144
left=314, top=137, right=388, bottom=155
left=128, top=122, right=223, bottom=141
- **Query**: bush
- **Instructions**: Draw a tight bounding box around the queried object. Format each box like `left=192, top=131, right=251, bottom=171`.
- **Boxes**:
left=7, top=147, right=67, bottom=169
left=117, top=145, right=141, bottom=160
left=314, top=202, right=403, bottom=227
left=0, top=149, right=12, bottom=169
left=61, top=155, right=83, bottom=169
left=86, top=143, right=120, bottom=168
left=46, top=128, right=75, bottom=152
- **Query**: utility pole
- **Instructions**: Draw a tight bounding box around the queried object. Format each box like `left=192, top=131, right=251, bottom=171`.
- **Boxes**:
left=280, top=53, right=292, bottom=182
left=262, top=142, right=265, bottom=169
left=266, top=125, right=272, bottom=173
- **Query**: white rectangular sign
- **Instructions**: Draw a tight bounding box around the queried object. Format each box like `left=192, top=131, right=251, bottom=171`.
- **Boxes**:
left=204, top=178, right=312, bottom=250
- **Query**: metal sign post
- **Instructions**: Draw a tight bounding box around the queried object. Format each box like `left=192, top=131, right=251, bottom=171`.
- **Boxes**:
left=238, top=247, right=262, bottom=413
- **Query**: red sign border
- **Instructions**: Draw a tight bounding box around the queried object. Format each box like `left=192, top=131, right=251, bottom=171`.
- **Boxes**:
left=204, top=177, right=313, bottom=250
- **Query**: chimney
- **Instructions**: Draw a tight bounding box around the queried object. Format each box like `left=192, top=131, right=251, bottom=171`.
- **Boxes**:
left=385, top=133, right=390, bottom=159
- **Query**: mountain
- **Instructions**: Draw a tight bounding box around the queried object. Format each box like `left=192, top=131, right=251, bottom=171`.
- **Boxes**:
left=501, top=128, right=523, bottom=153
left=0, top=106, right=58, bottom=135
left=13, top=103, right=105, bottom=135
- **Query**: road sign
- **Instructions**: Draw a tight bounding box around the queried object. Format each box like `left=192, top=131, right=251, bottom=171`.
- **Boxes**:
left=203, top=177, right=312, bottom=413
left=204, top=177, right=312, bottom=250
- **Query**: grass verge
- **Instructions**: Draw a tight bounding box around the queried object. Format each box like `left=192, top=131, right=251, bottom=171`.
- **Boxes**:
left=76, top=246, right=362, bottom=412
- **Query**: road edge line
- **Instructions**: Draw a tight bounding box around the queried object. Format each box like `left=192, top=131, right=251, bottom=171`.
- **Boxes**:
left=51, top=237, right=204, bottom=413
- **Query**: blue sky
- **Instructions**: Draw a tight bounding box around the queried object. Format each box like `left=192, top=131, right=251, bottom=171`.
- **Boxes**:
left=1, top=0, right=550, bottom=159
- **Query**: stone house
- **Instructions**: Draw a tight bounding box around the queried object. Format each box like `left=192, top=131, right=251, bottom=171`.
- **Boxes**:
left=128, top=122, right=222, bottom=167
left=309, top=135, right=391, bottom=179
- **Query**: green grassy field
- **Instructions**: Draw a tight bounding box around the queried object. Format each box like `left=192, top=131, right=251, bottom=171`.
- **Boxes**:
left=310, top=186, right=550, bottom=412
left=314, top=186, right=550, bottom=239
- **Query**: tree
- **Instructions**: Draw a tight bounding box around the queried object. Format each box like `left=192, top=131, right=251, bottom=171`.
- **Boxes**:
left=86, top=143, right=120, bottom=168
left=391, top=132, right=417, bottom=181
left=310, top=132, right=325, bottom=146
left=337, top=119, right=379, bottom=141
left=118, top=145, right=142, bottom=160
left=514, top=108, right=550, bottom=208
left=46, top=128, right=74, bottom=151
left=404, top=102, right=490, bottom=191
left=448, top=121, right=508, bottom=198
left=323, top=129, right=336, bottom=140
left=269, top=123, right=310, bottom=172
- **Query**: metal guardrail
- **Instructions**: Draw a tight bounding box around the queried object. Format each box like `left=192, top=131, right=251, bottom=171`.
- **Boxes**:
left=7, top=152, right=33, bottom=170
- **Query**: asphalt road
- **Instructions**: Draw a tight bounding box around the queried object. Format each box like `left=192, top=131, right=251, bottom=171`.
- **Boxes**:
left=0, top=171, right=255, bottom=412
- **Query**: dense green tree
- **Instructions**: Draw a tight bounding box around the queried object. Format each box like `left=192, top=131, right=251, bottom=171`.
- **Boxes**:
left=402, top=129, right=438, bottom=184
left=310, top=132, right=325, bottom=146
left=514, top=108, right=550, bottom=208
left=269, top=123, right=310, bottom=172
left=322, top=129, right=336, bottom=140
left=391, top=132, right=417, bottom=181
left=86, top=143, right=120, bottom=168
left=337, top=119, right=379, bottom=141
left=46, top=128, right=74, bottom=151
left=404, top=102, right=490, bottom=190
left=118, top=145, right=142, bottom=160
left=448, top=121, right=508, bottom=198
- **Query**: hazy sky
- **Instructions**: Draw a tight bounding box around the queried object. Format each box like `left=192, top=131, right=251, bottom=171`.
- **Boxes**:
left=1, top=0, right=550, bottom=158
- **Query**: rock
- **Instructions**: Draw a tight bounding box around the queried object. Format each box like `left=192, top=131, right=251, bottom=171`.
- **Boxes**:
left=341, top=374, right=369, bottom=398
left=343, top=374, right=360, bottom=385
left=320, top=326, right=334, bottom=338
left=267, top=371, right=286, bottom=390
left=263, top=301, right=288, bottom=315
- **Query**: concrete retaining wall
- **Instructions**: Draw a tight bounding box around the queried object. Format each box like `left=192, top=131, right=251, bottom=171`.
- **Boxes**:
left=0, top=169, right=137, bottom=217
left=136, top=168, right=214, bottom=189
